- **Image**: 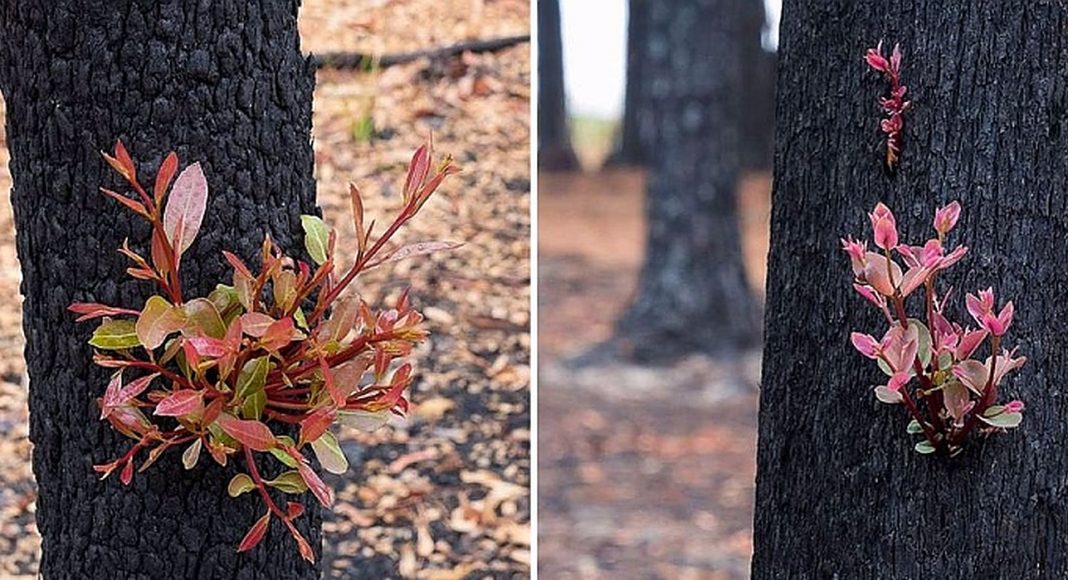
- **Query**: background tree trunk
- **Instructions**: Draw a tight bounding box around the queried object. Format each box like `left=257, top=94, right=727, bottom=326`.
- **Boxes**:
left=753, top=1, right=1068, bottom=577
left=615, top=0, right=761, bottom=362
left=537, top=0, right=579, bottom=171
left=738, top=1, right=775, bottom=171
left=607, top=0, right=650, bottom=167
left=0, top=2, right=323, bottom=577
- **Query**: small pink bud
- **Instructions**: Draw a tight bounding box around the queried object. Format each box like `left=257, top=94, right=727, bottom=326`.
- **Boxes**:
left=865, top=41, right=889, bottom=73
left=840, top=237, right=868, bottom=276
left=1005, top=400, right=1025, bottom=414
left=890, top=43, right=903, bottom=73
left=851, top=332, right=881, bottom=359
left=869, top=203, right=898, bottom=250
left=933, top=201, right=961, bottom=235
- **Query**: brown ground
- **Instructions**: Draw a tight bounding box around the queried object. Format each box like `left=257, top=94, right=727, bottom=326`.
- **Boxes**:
left=538, top=169, right=770, bottom=579
left=0, top=1, right=529, bottom=578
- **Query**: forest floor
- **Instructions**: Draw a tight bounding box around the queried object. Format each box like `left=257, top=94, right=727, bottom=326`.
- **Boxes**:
left=538, top=169, right=770, bottom=579
left=0, top=0, right=530, bottom=578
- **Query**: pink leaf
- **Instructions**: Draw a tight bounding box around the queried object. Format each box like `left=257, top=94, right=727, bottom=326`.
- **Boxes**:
left=217, top=414, right=276, bottom=451
left=154, top=390, right=204, bottom=417
left=297, top=461, right=334, bottom=507
left=163, top=162, right=208, bottom=255
left=368, top=240, right=463, bottom=269
left=237, top=512, right=271, bottom=553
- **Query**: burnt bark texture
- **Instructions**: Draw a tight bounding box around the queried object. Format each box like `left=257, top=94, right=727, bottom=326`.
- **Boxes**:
left=537, top=0, right=579, bottom=171
left=0, top=1, right=323, bottom=578
left=753, top=1, right=1068, bottom=577
left=615, top=0, right=761, bottom=362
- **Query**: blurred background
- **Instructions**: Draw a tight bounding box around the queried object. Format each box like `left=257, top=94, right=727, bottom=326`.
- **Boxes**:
left=538, top=0, right=777, bottom=577
left=0, top=0, right=529, bottom=577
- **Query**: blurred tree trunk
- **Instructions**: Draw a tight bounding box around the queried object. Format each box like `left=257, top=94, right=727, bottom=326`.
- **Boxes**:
left=0, top=1, right=322, bottom=577
left=753, top=1, right=1068, bottom=577
left=615, top=0, right=761, bottom=362
left=538, top=0, right=579, bottom=170
left=607, top=0, right=650, bottom=167
left=738, top=2, right=775, bottom=171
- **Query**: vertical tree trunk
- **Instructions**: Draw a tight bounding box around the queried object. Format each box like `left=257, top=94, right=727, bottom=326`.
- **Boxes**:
left=738, top=1, right=775, bottom=171
left=615, top=0, right=760, bottom=362
left=537, top=0, right=579, bottom=171
left=607, top=0, right=650, bottom=167
left=753, top=1, right=1068, bottom=577
left=0, top=2, right=322, bottom=577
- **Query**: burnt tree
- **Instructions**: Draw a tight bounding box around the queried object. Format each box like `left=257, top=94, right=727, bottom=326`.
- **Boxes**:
left=753, top=1, right=1068, bottom=577
left=612, top=0, right=772, bottom=170
left=0, top=1, right=323, bottom=577
left=615, top=0, right=761, bottom=361
left=607, top=0, right=650, bottom=167
left=537, top=0, right=579, bottom=171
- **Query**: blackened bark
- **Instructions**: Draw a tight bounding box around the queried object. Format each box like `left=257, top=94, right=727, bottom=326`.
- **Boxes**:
left=615, top=0, right=760, bottom=362
left=537, top=0, right=579, bottom=171
left=753, top=1, right=1068, bottom=577
left=607, top=0, right=650, bottom=167
left=0, top=2, right=322, bottom=578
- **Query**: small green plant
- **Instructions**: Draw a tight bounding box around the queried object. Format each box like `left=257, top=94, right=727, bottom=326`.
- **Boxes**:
left=75, top=139, right=459, bottom=561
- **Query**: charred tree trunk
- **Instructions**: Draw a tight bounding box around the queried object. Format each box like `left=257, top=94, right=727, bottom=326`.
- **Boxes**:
left=615, top=0, right=760, bottom=362
left=753, top=1, right=1068, bottom=577
left=537, top=0, right=579, bottom=171
left=607, top=0, right=650, bottom=167
left=0, top=2, right=322, bottom=577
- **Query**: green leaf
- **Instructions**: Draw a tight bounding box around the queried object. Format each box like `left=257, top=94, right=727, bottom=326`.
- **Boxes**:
left=182, top=298, right=227, bottom=339
left=241, top=390, right=266, bottom=421
left=338, top=409, right=391, bottom=431
left=310, top=431, right=349, bottom=475
left=136, top=295, right=186, bottom=350
left=265, top=470, right=309, bottom=494
left=906, top=419, right=923, bottom=434
left=979, top=411, right=1023, bottom=428
left=209, top=284, right=240, bottom=316
left=269, top=447, right=300, bottom=468
left=228, top=473, right=256, bottom=497
left=294, top=307, right=308, bottom=331
left=89, top=319, right=141, bottom=350
left=301, top=215, right=331, bottom=265
left=914, top=441, right=936, bottom=454
left=909, top=319, right=933, bottom=368
left=236, top=357, right=270, bottom=400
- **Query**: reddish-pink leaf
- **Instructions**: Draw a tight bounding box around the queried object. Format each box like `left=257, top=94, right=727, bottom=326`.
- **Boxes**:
left=102, top=140, right=136, bottom=183
left=237, top=512, right=271, bottom=553
left=286, top=502, right=305, bottom=519
left=101, top=372, right=159, bottom=418
left=300, top=407, right=336, bottom=445
left=154, top=390, right=204, bottom=417
left=240, top=312, right=276, bottom=338
left=69, top=302, right=140, bottom=322
left=100, top=188, right=148, bottom=217
left=154, top=151, right=179, bottom=206
left=368, top=241, right=462, bottom=269
left=217, top=414, right=276, bottom=451
left=223, top=250, right=254, bottom=279
left=120, top=461, right=134, bottom=486
left=186, top=336, right=228, bottom=358
left=297, top=461, right=333, bottom=507
left=317, top=352, right=346, bottom=406
left=259, top=317, right=295, bottom=352
left=349, top=183, right=366, bottom=254
left=403, top=144, right=431, bottom=201
left=163, top=162, right=208, bottom=256
left=202, top=397, right=225, bottom=426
